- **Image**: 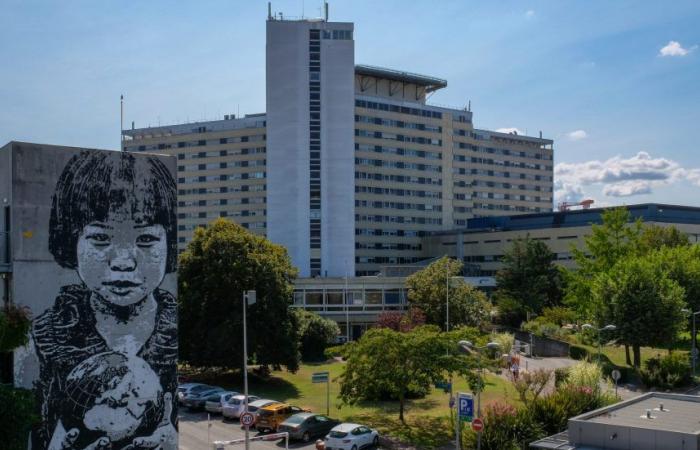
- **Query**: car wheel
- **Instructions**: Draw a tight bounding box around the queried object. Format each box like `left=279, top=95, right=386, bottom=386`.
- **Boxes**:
left=373, top=436, right=379, bottom=447
left=352, top=445, right=357, bottom=450
left=302, top=432, right=310, bottom=443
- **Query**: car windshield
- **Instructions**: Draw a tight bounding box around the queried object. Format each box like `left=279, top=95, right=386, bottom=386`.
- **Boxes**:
left=329, top=431, right=348, bottom=438
left=285, top=415, right=306, bottom=424
left=259, top=410, right=274, bottom=417
left=229, top=398, right=241, bottom=405
left=191, top=385, right=212, bottom=393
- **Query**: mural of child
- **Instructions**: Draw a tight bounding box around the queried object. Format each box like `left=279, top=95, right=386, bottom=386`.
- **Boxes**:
left=31, top=151, right=178, bottom=450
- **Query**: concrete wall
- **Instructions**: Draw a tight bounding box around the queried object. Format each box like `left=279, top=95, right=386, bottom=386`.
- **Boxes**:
left=8, top=143, right=178, bottom=449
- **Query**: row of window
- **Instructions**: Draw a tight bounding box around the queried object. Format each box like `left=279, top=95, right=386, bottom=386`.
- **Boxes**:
left=355, top=200, right=442, bottom=211
left=356, top=171, right=442, bottom=186
left=460, top=180, right=552, bottom=193
left=178, top=172, right=265, bottom=183
left=178, top=197, right=265, bottom=207
left=355, top=115, right=442, bottom=133
left=355, top=185, right=442, bottom=199
left=355, top=99, right=443, bottom=119
left=177, top=147, right=266, bottom=159
left=355, top=214, right=442, bottom=225
left=178, top=160, right=266, bottom=172
left=355, top=158, right=442, bottom=172
left=178, top=184, right=265, bottom=196
left=455, top=142, right=553, bottom=161
left=355, top=242, right=422, bottom=251
left=356, top=256, right=423, bottom=265
left=472, top=203, right=547, bottom=213
left=356, top=129, right=442, bottom=146
left=178, top=209, right=265, bottom=220
left=176, top=221, right=266, bottom=232
left=355, top=143, right=442, bottom=160
left=355, top=228, right=426, bottom=237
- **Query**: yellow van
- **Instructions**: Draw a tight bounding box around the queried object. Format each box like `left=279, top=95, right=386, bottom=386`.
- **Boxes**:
left=255, top=403, right=309, bottom=433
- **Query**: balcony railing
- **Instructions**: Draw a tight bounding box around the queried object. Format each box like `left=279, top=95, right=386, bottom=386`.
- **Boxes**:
left=0, top=232, right=10, bottom=272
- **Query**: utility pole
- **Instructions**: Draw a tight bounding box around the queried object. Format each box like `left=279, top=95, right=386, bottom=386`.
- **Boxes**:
left=243, top=290, right=256, bottom=450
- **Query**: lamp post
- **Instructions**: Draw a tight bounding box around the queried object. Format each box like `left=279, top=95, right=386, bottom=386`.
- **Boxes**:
left=445, top=274, right=463, bottom=332
left=459, top=340, right=500, bottom=450
left=682, top=309, right=700, bottom=376
left=582, top=323, right=616, bottom=363
left=243, top=290, right=256, bottom=450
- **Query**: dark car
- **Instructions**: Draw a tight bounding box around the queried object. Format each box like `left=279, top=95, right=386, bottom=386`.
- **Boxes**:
left=183, top=386, right=225, bottom=410
left=279, top=413, right=340, bottom=442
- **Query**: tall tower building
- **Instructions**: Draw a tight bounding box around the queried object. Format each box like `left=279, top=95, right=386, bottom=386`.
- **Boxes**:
left=266, top=10, right=355, bottom=278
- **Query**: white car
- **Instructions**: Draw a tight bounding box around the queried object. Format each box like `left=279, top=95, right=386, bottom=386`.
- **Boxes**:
left=204, top=391, right=238, bottom=414
left=324, top=423, right=379, bottom=450
left=222, top=394, right=261, bottom=419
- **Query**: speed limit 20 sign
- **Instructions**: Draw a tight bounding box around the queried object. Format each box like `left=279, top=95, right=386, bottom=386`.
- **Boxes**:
left=240, top=412, right=255, bottom=427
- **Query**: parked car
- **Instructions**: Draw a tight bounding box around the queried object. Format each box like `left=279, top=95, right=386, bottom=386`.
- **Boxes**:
left=255, top=402, right=310, bottom=433
left=324, top=423, right=379, bottom=450
left=183, top=386, right=226, bottom=410
left=239, top=399, right=281, bottom=428
left=204, top=391, right=239, bottom=414
left=222, top=394, right=261, bottom=419
left=279, top=413, right=340, bottom=442
left=177, top=383, right=210, bottom=405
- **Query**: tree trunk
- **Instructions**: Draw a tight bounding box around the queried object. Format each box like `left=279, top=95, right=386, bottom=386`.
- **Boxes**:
left=625, top=345, right=631, bottom=366
left=633, top=345, right=642, bottom=368
left=398, top=392, right=405, bottom=423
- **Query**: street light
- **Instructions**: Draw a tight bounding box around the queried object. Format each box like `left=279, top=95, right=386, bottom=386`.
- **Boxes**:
left=242, top=290, right=256, bottom=450
left=582, top=323, right=617, bottom=363
left=459, top=340, right=500, bottom=450
left=445, top=274, right=463, bottom=332
left=682, top=308, right=700, bottom=376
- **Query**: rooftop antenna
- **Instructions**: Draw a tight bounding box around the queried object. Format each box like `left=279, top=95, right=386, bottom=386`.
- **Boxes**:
left=120, top=94, right=124, bottom=150
left=302, top=0, right=305, bottom=19
left=268, top=2, right=272, bottom=20
left=468, top=100, right=471, bottom=112
left=324, top=1, right=328, bottom=21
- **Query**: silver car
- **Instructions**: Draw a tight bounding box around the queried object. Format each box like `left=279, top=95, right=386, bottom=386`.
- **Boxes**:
left=204, top=391, right=239, bottom=414
left=222, top=394, right=261, bottom=419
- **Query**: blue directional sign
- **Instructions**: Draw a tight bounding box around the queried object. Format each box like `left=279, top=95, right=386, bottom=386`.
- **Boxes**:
left=458, top=392, right=474, bottom=422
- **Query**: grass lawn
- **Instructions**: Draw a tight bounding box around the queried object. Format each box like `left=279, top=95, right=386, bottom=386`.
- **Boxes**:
left=183, top=361, right=520, bottom=449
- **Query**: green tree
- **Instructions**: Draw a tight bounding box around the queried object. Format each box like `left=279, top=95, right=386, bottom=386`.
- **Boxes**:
left=178, top=218, right=300, bottom=372
left=639, top=224, right=689, bottom=252
left=565, top=207, right=642, bottom=319
left=494, top=236, right=563, bottom=324
left=294, top=309, right=340, bottom=362
left=338, top=325, right=473, bottom=422
left=592, top=256, right=686, bottom=367
left=406, top=256, right=492, bottom=330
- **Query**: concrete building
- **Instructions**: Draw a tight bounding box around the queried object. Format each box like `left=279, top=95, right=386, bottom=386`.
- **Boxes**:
left=123, top=7, right=554, bottom=277
left=423, top=203, right=700, bottom=276
left=531, top=393, right=700, bottom=450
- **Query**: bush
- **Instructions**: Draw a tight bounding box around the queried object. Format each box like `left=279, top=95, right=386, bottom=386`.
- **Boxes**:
left=0, top=304, right=32, bottom=352
left=540, top=306, right=576, bottom=326
left=569, top=345, right=590, bottom=361
left=294, top=310, right=341, bottom=361
left=530, top=384, right=614, bottom=435
left=566, top=361, right=603, bottom=393
left=490, top=332, right=514, bottom=356
left=522, top=318, right=571, bottom=341
left=640, top=352, right=691, bottom=389
left=554, top=367, right=569, bottom=388
left=0, top=384, right=38, bottom=450
left=324, top=343, right=351, bottom=360
left=461, top=401, right=543, bottom=450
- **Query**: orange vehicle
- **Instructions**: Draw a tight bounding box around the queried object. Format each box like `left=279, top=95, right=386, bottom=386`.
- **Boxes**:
left=255, top=402, right=310, bottom=433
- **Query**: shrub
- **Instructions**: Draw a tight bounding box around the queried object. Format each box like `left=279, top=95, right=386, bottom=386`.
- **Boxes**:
left=554, top=367, right=570, bottom=388
left=569, top=345, right=590, bottom=361
left=0, top=384, right=38, bottom=450
left=490, top=332, right=514, bottom=356
left=640, top=352, right=691, bottom=389
left=324, top=344, right=351, bottom=360
left=540, top=306, right=576, bottom=326
left=530, top=384, right=613, bottom=435
left=566, top=361, right=603, bottom=393
left=522, top=318, right=570, bottom=341
left=294, top=310, right=341, bottom=361
left=462, top=401, right=543, bottom=450
left=0, top=304, right=32, bottom=352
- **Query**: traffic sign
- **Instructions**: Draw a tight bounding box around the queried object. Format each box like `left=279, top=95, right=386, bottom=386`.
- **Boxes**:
left=240, top=412, right=255, bottom=427
left=312, top=371, right=329, bottom=383
left=611, top=369, right=621, bottom=381
left=449, top=396, right=455, bottom=408
left=457, top=392, right=474, bottom=422
left=471, top=417, right=484, bottom=432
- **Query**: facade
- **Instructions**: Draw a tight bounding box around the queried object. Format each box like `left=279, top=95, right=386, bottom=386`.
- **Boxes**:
left=423, top=203, right=700, bottom=276
left=1, top=142, right=178, bottom=448
left=123, top=10, right=554, bottom=277
left=531, top=393, right=700, bottom=450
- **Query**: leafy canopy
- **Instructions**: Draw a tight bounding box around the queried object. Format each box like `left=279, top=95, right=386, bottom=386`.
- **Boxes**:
left=178, top=218, right=300, bottom=372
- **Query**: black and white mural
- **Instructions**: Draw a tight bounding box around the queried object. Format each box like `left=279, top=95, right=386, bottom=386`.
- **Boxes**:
left=24, top=150, right=177, bottom=450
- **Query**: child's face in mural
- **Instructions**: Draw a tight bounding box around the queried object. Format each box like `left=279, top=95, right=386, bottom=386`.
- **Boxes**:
left=76, top=215, right=167, bottom=307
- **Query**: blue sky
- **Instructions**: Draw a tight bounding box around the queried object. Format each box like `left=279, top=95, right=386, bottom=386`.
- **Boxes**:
left=2, top=0, right=699, bottom=207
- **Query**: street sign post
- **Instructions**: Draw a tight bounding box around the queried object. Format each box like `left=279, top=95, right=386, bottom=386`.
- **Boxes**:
left=240, top=412, right=255, bottom=427
left=458, top=392, right=474, bottom=422
left=471, top=418, right=484, bottom=432
left=611, top=369, right=621, bottom=397
left=312, top=371, right=330, bottom=416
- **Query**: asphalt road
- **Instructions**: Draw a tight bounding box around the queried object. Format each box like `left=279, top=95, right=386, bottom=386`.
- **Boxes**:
left=178, top=408, right=320, bottom=450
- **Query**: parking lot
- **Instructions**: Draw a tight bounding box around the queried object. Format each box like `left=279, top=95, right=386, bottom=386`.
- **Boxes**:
left=179, top=409, right=321, bottom=450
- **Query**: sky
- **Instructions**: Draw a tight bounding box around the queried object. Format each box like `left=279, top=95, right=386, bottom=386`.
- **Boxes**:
left=1, top=0, right=699, bottom=208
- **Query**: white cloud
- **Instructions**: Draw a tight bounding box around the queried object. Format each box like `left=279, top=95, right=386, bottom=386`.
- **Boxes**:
left=659, top=40, right=695, bottom=57
left=525, top=10, right=535, bottom=19
left=554, top=151, right=699, bottom=202
left=495, top=127, right=522, bottom=135
left=567, top=130, right=588, bottom=141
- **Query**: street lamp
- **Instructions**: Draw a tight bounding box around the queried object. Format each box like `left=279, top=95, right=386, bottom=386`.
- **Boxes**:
left=242, top=290, right=256, bottom=450
left=682, top=308, right=700, bottom=376
left=459, top=340, right=500, bottom=450
left=582, top=323, right=616, bottom=363
left=445, top=274, right=463, bottom=332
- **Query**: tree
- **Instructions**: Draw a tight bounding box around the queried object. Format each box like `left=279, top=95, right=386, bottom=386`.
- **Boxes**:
left=639, top=224, right=689, bottom=252
left=406, top=256, right=492, bottom=330
left=294, top=309, right=340, bottom=362
left=178, top=218, right=300, bottom=372
left=566, top=207, right=642, bottom=319
left=494, top=236, right=563, bottom=324
left=338, top=325, right=472, bottom=421
left=592, top=256, right=686, bottom=367
left=375, top=307, right=426, bottom=332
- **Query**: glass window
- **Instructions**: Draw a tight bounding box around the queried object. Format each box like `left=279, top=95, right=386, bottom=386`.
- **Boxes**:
left=384, top=289, right=402, bottom=304
left=293, top=291, right=304, bottom=305
left=326, top=291, right=343, bottom=305
left=365, top=290, right=382, bottom=305
left=306, top=292, right=323, bottom=305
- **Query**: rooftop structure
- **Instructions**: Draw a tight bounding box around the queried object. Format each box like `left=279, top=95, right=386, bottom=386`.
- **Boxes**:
left=531, top=393, right=700, bottom=450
